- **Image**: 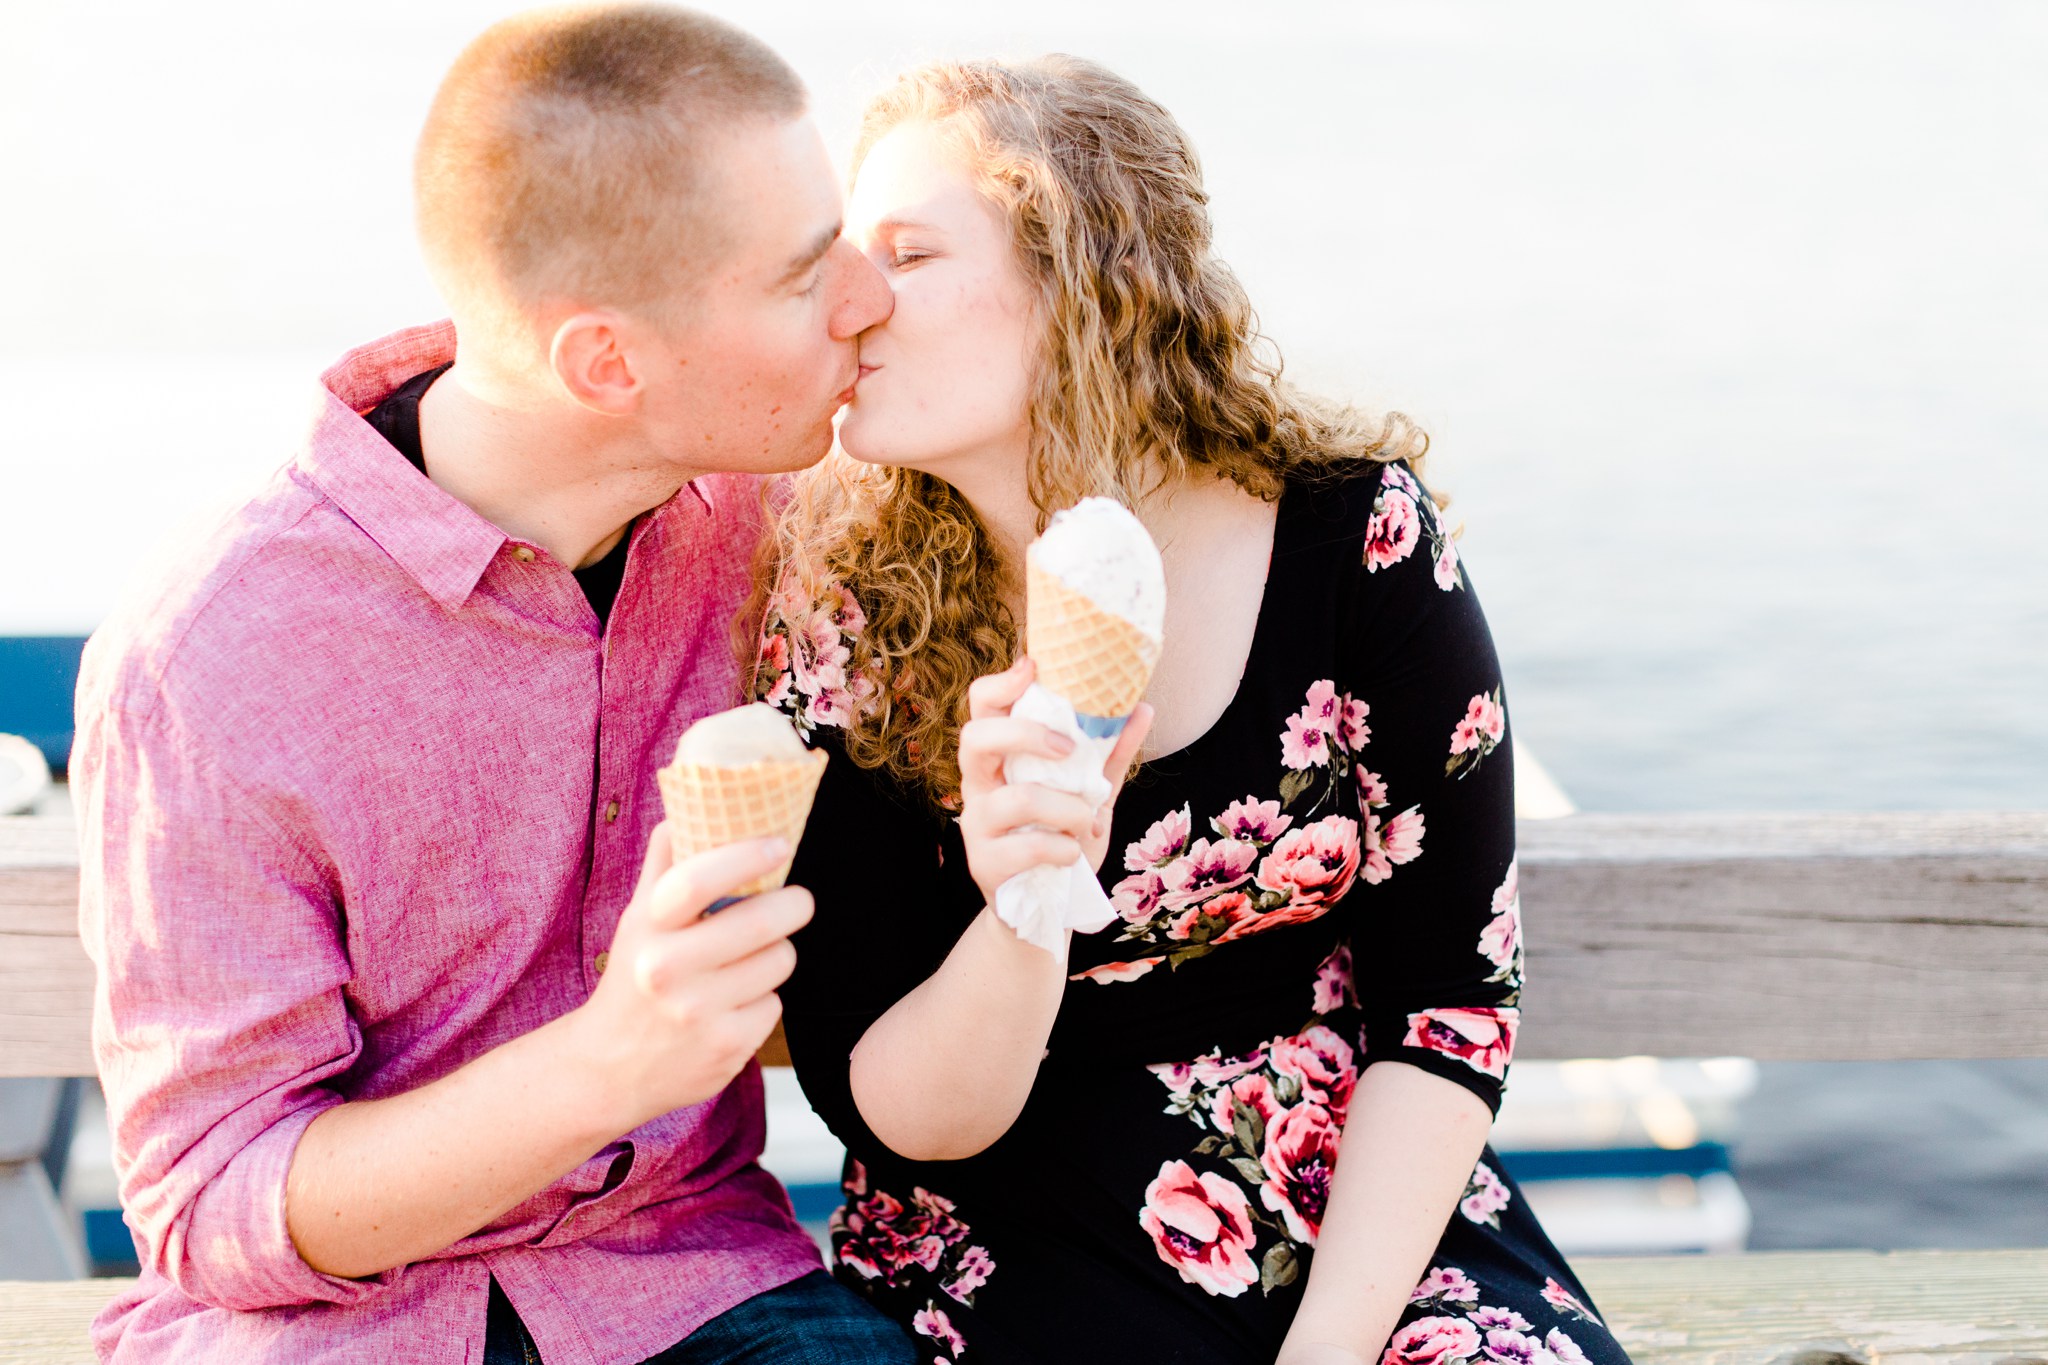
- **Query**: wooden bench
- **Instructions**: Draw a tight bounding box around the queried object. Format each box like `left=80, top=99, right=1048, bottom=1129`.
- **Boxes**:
left=5, top=812, right=2047, bottom=1363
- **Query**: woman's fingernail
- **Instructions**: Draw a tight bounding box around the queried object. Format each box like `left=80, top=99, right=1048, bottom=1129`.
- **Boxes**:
left=1052, top=734, right=1076, bottom=755
left=760, top=836, right=790, bottom=858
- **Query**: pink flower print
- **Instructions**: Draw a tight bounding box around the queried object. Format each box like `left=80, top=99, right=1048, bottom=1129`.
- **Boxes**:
left=1459, top=1159, right=1512, bottom=1227
left=1281, top=680, right=1343, bottom=770
left=1409, top=1265, right=1481, bottom=1308
left=1364, top=488, right=1422, bottom=572
left=1110, top=870, right=1167, bottom=924
left=1270, top=1024, right=1358, bottom=1123
left=1171, top=890, right=1256, bottom=944
left=1363, top=805, right=1426, bottom=885
left=1492, top=860, right=1520, bottom=921
left=1208, top=1072, right=1282, bottom=1138
left=1310, top=943, right=1359, bottom=1015
left=1338, top=694, right=1371, bottom=752
left=1356, top=767, right=1389, bottom=808
left=1433, top=534, right=1462, bottom=591
left=845, top=1158, right=869, bottom=1198
left=912, top=1303, right=966, bottom=1358
left=1382, top=1316, right=1482, bottom=1365
left=817, top=580, right=868, bottom=637
left=1471, top=1306, right=1533, bottom=1333
left=1540, top=1278, right=1603, bottom=1326
left=944, top=1245, right=995, bottom=1302
left=1478, top=861, right=1522, bottom=983
left=1480, top=1328, right=1547, bottom=1365
left=1405, top=1007, right=1518, bottom=1080
left=1070, top=955, right=1163, bottom=985
left=1137, top=1160, right=1260, bottom=1298
left=1158, top=837, right=1260, bottom=911
left=1546, top=1329, right=1590, bottom=1365
left=1258, top=1102, right=1344, bottom=1243
left=1190, top=1044, right=1269, bottom=1090
left=760, top=667, right=794, bottom=709
left=1213, top=797, right=1292, bottom=845
left=1447, top=690, right=1507, bottom=776
left=1125, top=805, right=1192, bottom=871
left=803, top=683, right=857, bottom=729
left=1148, top=1059, right=1199, bottom=1104
left=1383, top=461, right=1423, bottom=500
left=755, top=629, right=793, bottom=695
left=1257, top=815, right=1363, bottom=909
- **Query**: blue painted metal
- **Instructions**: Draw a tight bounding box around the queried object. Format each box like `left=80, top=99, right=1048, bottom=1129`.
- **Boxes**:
left=1495, top=1142, right=1733, bottom=1182
left=785, top=1181, right=844, bottom=1223
left=0, top=636, right=89, bottom=770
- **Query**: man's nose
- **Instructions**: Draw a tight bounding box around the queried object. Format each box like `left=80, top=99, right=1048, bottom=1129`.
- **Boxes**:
left=829, top=240, right=894, bottom=340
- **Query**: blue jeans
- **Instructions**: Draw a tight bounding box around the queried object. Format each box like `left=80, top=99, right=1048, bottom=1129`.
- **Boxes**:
left=483, top=1271, right=917, bottom=1365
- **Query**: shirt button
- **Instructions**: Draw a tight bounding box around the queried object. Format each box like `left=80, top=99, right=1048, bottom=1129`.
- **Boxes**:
left=512, top=546, right=536, bottom=563
left=605, top=799, right=621, bottom=823
left=594, top=951, right=609, bottom=975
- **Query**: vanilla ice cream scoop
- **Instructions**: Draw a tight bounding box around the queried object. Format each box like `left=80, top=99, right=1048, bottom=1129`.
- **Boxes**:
left=671, top=701, right=811, bottom=767
left=658, top=703, right=828, bottom=908
left=1027, top=497, right=1166, bottom=639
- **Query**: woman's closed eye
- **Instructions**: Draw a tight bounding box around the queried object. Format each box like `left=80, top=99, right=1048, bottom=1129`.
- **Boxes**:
left=890, top=248, right=933, bottom=270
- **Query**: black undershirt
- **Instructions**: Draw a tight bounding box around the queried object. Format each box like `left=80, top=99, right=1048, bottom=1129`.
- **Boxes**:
left=363, top=364, right=631, bottom=628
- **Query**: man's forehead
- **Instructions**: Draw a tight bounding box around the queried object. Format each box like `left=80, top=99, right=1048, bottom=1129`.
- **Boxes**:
left=700, top=115, right=842, bottom=274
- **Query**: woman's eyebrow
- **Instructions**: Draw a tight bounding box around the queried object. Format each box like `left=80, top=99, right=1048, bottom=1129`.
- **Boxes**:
left=874, top=215, right=940, bottom=236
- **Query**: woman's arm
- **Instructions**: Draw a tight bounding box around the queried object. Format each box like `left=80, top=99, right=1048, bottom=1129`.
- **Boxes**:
left=1276, top=1063, right=1493, bottom=1365
left=848, top=659, right=1153, bottom=1160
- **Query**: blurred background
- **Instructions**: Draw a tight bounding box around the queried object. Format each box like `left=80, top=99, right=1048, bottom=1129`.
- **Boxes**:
left=3, top=0, right=2044, bottom=1273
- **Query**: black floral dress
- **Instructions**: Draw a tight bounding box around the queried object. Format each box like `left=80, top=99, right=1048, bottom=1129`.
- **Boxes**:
left=759, top=462, right=1631, bottom=1365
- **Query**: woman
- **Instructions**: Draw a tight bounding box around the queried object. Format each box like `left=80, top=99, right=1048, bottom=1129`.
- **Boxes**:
left=751, top=56, right=1628, bottom=1365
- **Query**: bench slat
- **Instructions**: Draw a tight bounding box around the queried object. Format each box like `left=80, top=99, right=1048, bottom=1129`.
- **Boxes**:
left=10, top=813, right=2048, bottom=1075
left=1575, top=1246, right=2048, bottom=1363
left=5, top=1250, right=2046, bottom=1363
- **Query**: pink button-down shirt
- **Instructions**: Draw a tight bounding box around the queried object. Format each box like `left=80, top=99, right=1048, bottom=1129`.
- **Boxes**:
left=72, top=323, right=822, bottom=1363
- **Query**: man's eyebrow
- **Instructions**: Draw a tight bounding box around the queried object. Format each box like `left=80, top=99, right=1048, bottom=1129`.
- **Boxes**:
left=778, top=222, right=842, bottom=284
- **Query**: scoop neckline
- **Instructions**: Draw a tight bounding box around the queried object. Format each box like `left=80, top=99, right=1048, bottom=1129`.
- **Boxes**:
left=1133, top=478, right=1295, bottom=772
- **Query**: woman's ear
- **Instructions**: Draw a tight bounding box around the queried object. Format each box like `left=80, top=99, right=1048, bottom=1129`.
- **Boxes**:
left=547, top=311, right=644, bottom=416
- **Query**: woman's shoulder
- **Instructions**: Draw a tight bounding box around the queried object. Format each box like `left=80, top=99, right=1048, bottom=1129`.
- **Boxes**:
left=1285, top=458, right=1465, bottom=596
left=752, top=571, right=878, bottom=742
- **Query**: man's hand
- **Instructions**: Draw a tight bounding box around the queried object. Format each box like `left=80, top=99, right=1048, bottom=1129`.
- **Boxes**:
left=573, top=825, right=814, bottom=1131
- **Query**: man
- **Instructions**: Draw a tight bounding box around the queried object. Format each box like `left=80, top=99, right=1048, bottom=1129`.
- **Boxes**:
left=72, top=7, right=907, bottom=1361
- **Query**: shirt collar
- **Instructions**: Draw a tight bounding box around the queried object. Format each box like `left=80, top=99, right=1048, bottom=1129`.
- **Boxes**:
left=297, top=322, right=509, bottom=612
left=298, top=321, right=735, bottom=608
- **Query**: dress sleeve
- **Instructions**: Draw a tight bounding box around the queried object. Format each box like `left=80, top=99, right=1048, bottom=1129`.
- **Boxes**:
left=778, top=728, right=971, bottom=1156
left=1335, top=463, right=1522, bottom=1115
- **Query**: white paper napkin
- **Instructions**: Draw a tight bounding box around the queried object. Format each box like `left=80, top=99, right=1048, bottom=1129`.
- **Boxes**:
left=992, top=682, right=1121, bottom=954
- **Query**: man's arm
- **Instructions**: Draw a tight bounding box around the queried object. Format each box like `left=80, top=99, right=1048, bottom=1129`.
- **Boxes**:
left=285, top=832, right=806, bottom=1280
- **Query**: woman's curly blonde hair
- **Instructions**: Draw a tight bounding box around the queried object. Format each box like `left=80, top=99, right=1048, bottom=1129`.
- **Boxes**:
left=744, top=55, right=1429, bottom=815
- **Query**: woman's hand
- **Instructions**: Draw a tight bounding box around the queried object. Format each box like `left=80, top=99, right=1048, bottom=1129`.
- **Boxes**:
left=1082, top=700, right=1152, bottom=873
left=957, top=658, right=1098, bottom=907
left=955, top=659, right=1156, bottom=907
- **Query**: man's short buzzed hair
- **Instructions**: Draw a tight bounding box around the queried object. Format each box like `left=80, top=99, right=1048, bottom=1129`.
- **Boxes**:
left=416, top=3, right=806, bottom=330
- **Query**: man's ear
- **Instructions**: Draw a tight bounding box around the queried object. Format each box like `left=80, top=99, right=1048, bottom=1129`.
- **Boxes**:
left=548, top=311, right=643, bottom=415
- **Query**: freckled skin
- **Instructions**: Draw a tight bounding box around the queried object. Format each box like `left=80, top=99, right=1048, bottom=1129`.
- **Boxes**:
left=633, top=117, right=893, bottom=476
left=838, top=122, right=1038, bottom=476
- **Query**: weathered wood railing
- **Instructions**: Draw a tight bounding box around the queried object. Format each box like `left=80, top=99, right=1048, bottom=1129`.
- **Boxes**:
left=5, top=812, right=2048, bottom=1362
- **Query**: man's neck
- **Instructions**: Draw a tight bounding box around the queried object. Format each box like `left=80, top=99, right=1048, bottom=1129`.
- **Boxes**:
left=416, top=364, right=701, bottom=569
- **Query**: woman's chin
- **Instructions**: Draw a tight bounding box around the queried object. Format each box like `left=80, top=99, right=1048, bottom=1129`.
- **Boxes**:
left=837, top=416, right=918, bottom=470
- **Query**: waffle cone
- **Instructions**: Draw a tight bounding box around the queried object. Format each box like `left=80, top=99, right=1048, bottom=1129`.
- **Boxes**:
left=1025, top=559, right=1161, bottom=719
left=656, top=749, right=829, bottom=898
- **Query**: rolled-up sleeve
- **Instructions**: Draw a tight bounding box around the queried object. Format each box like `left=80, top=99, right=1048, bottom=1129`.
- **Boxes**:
left=75, top=693, right=383, bottom=1310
